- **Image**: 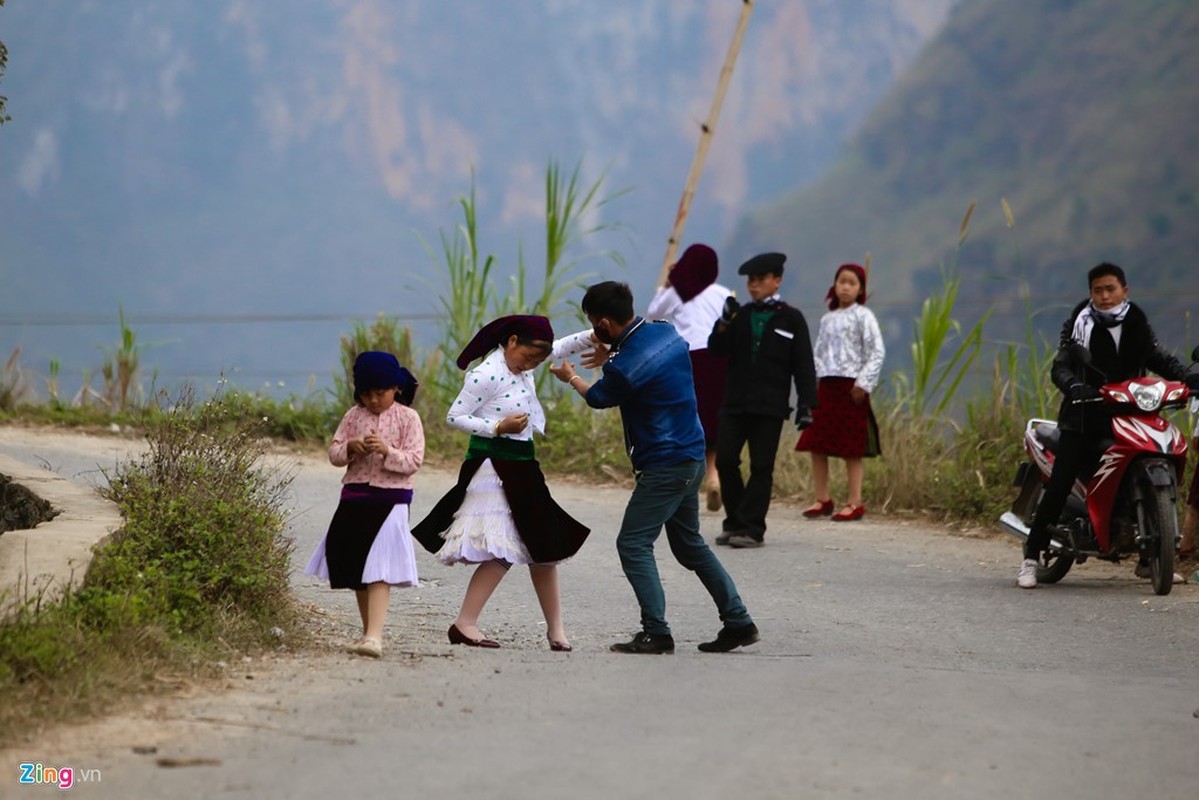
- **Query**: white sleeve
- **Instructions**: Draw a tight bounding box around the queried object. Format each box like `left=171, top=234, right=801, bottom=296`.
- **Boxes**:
left=445, top=367, right=500, bottom=437
left=854, top=308, right=886, bottom=393
left=550, top=329, right=597, bottom=360
left=646, top=286, right=682, bottom=320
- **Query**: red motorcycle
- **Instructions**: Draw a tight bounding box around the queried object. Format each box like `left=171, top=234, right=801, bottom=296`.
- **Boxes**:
left=1000, top=348, right=1196, bottom=595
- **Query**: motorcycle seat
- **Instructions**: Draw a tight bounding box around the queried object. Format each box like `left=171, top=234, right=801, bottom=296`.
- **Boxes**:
left=1034, top=422, right=1060, bottom=451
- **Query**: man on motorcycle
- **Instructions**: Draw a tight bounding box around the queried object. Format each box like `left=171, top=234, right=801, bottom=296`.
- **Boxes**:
left=1017, top=262, right=1198, bottom=588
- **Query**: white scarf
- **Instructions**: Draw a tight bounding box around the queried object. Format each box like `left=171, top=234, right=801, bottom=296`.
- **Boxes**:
left=1071, top=300, right=1129, bottom=349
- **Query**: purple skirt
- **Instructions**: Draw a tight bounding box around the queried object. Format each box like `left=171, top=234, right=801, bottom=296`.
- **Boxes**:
left=690, top=348, right=728, bottom=448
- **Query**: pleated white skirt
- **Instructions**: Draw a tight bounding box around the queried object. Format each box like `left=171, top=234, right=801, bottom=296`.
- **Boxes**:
left=306, top=503, right=419, bottom=587
left=436, top=459, right=533, bottom=565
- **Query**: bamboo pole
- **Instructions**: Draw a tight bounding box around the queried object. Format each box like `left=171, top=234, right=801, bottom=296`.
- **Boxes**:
left=657, top=0, right=756, bottom=287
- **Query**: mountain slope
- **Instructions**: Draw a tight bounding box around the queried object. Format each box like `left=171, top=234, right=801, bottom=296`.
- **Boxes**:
left=731, top=0, right=1199, bottom=348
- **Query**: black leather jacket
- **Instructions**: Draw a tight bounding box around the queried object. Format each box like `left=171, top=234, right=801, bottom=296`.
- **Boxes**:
left=1051, top=300, right=1186, bottom=430
left=708, top=302, right=818, bottom=422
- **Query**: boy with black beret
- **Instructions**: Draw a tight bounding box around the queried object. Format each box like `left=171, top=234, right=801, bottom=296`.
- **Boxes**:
left=708, top=252, right=818, bottom=548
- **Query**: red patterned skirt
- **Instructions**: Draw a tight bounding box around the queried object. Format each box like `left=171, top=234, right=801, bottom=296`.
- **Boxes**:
left=690, top=348, right=728, bottom=448
left=795, top=376, right=881, bottom=458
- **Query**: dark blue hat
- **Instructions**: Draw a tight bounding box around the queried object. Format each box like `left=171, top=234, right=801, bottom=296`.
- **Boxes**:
left=737, top=252, right=786, bottom=276
left=353, top=351, right=418, bottom=406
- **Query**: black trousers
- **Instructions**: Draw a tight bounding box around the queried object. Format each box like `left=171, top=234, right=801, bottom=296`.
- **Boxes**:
left=1025, top=428, right=1102, bottom=558
left=715, top=413, right=785, bottom=541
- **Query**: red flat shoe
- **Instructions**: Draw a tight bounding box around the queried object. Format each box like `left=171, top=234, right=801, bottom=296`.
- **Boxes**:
left=448, top=624, right=500, bottom=648
left=548, top=635, right=573, bottom=653
left=802, top=499, right=835, bottom=518
left=831, top=504, right=866, bottom=522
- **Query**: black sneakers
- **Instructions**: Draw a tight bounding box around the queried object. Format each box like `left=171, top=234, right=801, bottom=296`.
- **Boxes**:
left=610, top=625, right=761, bottom=654
left=610, top=632, right=676, bottom=654
left=697, top=623, right=760, bottom=652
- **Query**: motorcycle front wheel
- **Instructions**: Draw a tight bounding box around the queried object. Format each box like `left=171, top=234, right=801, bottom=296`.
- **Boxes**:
left=1140, top=484, right=1178, bottom=596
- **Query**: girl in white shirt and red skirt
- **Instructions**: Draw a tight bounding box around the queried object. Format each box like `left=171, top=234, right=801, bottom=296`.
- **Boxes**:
left=795, top=264, right=885, bottom=522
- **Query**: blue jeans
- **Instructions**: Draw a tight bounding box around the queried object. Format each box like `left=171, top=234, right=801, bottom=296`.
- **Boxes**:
left=616, top=460, right=753, bottom=636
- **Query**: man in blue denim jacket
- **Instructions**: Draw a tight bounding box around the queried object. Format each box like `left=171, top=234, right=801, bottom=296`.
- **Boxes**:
left=551, top=281, right=759, bottom=654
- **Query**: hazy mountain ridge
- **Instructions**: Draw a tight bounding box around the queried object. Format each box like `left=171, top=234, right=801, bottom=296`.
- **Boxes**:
left=0, top=0, right=953, bottom=391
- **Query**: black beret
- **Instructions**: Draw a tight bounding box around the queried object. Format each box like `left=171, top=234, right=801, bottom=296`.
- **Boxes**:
left=737, top=252, right=786, bottom=276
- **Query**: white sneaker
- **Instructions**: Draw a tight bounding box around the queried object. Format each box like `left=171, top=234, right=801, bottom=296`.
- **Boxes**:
left=1017, top=559, right=1038, bottom=589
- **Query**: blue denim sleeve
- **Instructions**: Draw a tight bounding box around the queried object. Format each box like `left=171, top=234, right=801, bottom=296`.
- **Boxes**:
left=585, top=369, right=632, bottom=409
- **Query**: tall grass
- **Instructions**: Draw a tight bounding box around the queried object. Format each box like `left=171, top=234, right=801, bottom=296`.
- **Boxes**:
left=889, top=201, right=991, bottom=419
left=852, top=199, right=1043, bottom=521
left=418, top=158, right=624, bottom=403
left=98, top=306, right=143, bottom=411
left=992, top=198, right=1059, bottom=421
left=0, top=346, right=35, bottom=411
left=423, top=172, right=499, bottom=397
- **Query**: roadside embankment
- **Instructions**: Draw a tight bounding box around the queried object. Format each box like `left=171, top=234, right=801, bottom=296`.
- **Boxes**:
left=0, top=453, right=122, bottom=611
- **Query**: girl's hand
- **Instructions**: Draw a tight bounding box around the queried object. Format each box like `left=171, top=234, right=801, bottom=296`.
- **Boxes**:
left=363, top=433, right=389, bottom=455
left=549, top=360, right=576, bottom=383
left=850, top=386, right=868, bottom=406
left=496, top=412, right=530, bottom=435
left=347, top=438, right=369, bottom=457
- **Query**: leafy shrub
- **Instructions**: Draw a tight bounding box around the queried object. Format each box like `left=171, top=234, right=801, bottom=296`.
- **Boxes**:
left=95, top=386, right=295, bottom=639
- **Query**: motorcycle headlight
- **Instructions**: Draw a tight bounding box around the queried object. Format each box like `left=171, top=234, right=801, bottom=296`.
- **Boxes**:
left=1130, top=381, right=1164, bottom=411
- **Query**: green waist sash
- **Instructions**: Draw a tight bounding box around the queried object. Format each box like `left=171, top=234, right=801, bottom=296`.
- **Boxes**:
left=467, top=435, right=536, bottom=462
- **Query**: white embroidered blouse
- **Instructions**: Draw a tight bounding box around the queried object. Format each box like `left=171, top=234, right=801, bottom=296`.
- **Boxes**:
left=813, top=304, right=886, bottom=393
left=446, top=330, right=596, bottom=440
left=646, top=283, right=734, bottom=351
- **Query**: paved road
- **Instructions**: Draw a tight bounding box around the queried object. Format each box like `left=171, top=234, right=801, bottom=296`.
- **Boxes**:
left=2, top=431, right=1198, bottom=799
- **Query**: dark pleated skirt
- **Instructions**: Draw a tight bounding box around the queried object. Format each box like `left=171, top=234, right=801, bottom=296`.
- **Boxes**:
left=323, top=485, right=414, bottom=590
left=411, top=458, right=590, bottom=564
left=795, top=376, right=881, bottom=458
left=690, top=348, right=728, bottom=448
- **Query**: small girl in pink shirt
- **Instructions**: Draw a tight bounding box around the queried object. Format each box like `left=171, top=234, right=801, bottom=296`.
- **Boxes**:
left=305, top=351, right=425, bottom=658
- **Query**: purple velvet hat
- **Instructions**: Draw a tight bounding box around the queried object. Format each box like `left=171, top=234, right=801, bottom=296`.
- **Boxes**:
left=668, top=244, right=719, bottom=302
left=456, top=315, right=555, bottom=369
